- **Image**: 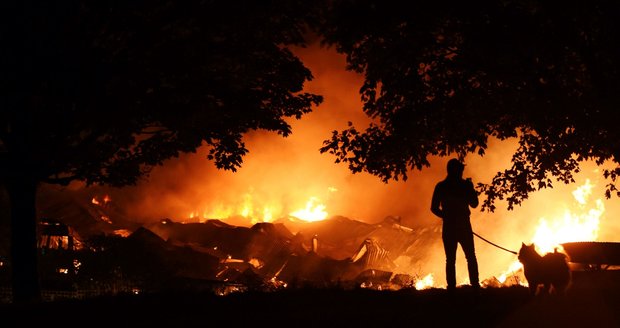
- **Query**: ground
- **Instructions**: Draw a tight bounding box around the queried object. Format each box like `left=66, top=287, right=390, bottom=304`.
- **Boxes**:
left=1, top=280, right=619, bottom=327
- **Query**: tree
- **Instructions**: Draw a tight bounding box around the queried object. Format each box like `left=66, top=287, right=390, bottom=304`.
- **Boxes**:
left=317, top=0, right=620, bottom=211
left=0, top=0, right=322, bottom=302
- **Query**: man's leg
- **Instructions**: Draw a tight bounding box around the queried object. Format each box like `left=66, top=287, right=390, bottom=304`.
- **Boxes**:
left=460, top=232, right=480, bottom=288
left=443, top=231, right=458, bottom=291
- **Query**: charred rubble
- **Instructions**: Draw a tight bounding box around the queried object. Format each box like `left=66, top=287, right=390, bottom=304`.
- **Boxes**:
left=141, top=215, right=423, bottom=291
left=1, top=214, right=435, bottom=300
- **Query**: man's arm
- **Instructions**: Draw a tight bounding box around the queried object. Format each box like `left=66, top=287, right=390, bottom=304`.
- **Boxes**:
left=430, top=184, right=444, bottom=219
left=466, top=178, right=479, bottom=208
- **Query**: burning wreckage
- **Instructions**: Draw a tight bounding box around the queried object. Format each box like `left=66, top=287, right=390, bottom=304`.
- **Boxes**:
left=137, top=215, right=424, bottom=292
left=17, top=214, right=433, bottom=299
left=25, top=212, right=620, bottom=300
left=4, top=193, right=620, bottom=301
left=0, top=190, right=433, bottom=300
left=7, top=177, right=619, bottom=301
left=4, top=177, right=619, bottom=302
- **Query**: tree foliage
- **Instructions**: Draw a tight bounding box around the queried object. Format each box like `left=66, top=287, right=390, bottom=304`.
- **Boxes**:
left=0, top=0, right=322, bottom=302
left=318, top=0, right=620, bottom=211
left=1, top=0, right=323, bottom=186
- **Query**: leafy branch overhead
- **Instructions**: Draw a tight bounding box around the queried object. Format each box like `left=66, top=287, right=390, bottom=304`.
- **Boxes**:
left=318, top=0, right=620, bottom=211
left=1, top=0, right=323, bottom=188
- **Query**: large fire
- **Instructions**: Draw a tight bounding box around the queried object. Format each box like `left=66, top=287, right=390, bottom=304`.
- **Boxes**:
left=90, top=175, right=606, bottom=291
left=178, top=177, right=605, bottom=291
left=486, top=178, right=605, bottom=288
left=531, top=179, right=603, bottom=254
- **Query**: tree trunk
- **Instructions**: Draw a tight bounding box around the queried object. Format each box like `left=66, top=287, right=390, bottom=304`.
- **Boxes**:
left=7, top=177, right=41, bottom=303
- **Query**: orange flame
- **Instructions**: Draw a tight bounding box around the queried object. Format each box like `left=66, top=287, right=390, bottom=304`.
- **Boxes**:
left=415, top=273, right=434, bottom=290
left=114, top=229, right=131, bottom=237
left=91, top=194, right=111, bottom=206
left=531, top=179, right=603, bottom=254
left=289, top=197, right=328, bottom=222
left=489, top=178, right=605, bottom=287
left=100, top=215, right=112, bottom=224
left=186, top=191, right=332, bottom=224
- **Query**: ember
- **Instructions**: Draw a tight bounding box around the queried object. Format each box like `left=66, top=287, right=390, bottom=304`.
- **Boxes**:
left=91, top=195, right=111, bottom=206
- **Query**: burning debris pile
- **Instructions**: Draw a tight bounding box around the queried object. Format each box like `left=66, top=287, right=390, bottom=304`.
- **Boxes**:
left=142, top=215, right=424, bottom=291
left=25, top=211, right=434, bottom=297
left=3, top=176, right=616, bottom=301
left=2, top=187, right=433, bottom=296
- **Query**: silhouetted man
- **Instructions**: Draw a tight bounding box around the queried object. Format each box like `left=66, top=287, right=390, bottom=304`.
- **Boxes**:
left=431, top=158, right=480, bottom=293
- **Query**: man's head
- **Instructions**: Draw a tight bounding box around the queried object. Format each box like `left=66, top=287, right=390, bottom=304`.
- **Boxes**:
left=447, top=158, right=465, bottom=177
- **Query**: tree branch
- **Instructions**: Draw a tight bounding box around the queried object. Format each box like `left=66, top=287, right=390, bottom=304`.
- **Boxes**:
left=41, top=174, right=79, bottom=186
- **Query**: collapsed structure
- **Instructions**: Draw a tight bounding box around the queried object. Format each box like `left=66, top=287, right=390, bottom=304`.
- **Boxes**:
left=25, top=212, right=431, bottom=297
left=143, top=215, right=422, bottom=291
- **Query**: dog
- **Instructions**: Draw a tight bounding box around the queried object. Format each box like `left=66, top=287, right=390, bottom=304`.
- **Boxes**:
left=517, top=242, right=571, bottom=296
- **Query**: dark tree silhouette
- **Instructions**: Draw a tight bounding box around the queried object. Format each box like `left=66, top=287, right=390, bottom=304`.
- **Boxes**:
left=0, top=1, right=322, bottom=302
left=318, top=0, right=620, bottom=211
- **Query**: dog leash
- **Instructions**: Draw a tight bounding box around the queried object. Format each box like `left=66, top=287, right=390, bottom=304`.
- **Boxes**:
left=472, top=231, right=517, bottom=255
